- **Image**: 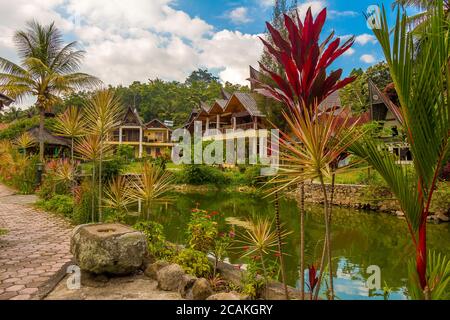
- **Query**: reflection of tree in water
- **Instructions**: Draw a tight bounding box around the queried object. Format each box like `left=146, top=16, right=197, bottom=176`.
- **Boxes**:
left=125, top=190, right=450, bottom=298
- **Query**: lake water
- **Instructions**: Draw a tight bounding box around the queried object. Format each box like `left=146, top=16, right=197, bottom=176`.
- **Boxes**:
left=127, top=191, right=450, bottom=300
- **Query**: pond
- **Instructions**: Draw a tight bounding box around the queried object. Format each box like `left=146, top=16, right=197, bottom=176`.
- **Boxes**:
left=126, top=190, right=450, bottom=300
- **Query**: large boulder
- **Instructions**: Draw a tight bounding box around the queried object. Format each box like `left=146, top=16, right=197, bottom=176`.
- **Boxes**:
left=71, top=223, right=147, bottom=275
left=178, top=274, right=197, bottom=298
left=145, top=260, right=170, bottom=279
left=157, top=264, right=185, bottom=291
left=191, top=278, right=213, bottom=300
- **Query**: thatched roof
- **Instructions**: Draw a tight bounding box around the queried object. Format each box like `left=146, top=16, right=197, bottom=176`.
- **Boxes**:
left=27, top=127, right=70, bottom=147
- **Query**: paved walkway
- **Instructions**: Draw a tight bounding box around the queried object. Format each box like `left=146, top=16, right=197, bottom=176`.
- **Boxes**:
left=0, top=184, right=73, bottom=300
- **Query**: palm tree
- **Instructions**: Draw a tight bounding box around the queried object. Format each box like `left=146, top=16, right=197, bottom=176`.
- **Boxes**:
left=0, top=21, right=100, bottom=163
left=53, top=106, right=86, bottom=161
left=84, top=90, right=124, bottom=222
left=351, top=2, right=450, bottom=299
left=103, top=176, right=134, bottom=222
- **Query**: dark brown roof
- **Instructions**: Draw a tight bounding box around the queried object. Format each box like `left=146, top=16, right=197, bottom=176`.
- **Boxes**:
left=230, top=92, right=265, bottom=117
left=145, top=119, right=171, bottom=130
left=122, top=106, right=144, bottom=126
left=369, top=79, right=403, bottom=124
left=27, top=127, right=70, bottom=147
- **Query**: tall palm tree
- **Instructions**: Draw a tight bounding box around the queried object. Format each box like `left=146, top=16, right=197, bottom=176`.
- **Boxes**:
left=0, top=21, right=100, bottom=163
left=84, top=90, right=124, bottom=222
left=352, top=2, right=450, bottom=299
left=53, top=106, right=86, bottom=161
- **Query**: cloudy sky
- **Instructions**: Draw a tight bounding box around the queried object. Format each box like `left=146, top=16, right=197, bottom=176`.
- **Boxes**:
left=0, top=0, right=397, bottom=94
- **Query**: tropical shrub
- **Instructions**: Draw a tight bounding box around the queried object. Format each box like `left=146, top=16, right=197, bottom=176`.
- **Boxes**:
left=187, top=209, right=219, bottom=253
left=116, top=144, right=135, bottom=163
left=36, top=195, right=74, bottom=218
left=430, top=183, right=450, bottom=215
left=175, top=165, right=230, bottom=186
left=241, top=259, right=266, bottom=299
left=174, top=248, right=212, bottom=278
left=73, top=180, right=98, bottom=224
left=133, top=221, right=176, bottom=259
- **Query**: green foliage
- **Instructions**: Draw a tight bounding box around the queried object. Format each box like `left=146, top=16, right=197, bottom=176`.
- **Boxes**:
left=408, top=251, right=450, bottom=300
left=0, top=117, right=56, bottom=140
left=340, top=62, right=393, bottom=114
left=36, top=195, right=74, bottom=217
left=175, top=165, right=231, bottom=186
left=73, top=180, right=98, bottom=224
left=133, top=221, right=176, bottom=259
left=174, top=248, right=212, bottom=277
left=430, top=182, right=450, bottom=214
left=0, top=228, right=8, bottom=237
left=116, top=145, right=135, bottom=163
left=241, top=259, right=266, bottom=299
left=99, top=158, right=125, bottom=181
left=187, top=209, right=219, bottom=252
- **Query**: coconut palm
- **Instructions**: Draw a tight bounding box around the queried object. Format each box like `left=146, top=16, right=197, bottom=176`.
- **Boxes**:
left=351, top=2, right=450, bottom=299
left=53, top=106, right=86, bottom=161
left=84, top=89, right=124, bottom=222
left=0, top=21, right=100, bottom=163
left=130, top=162, right=174, bottom=219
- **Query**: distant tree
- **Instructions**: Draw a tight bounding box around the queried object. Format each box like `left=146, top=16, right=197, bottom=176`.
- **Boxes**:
left=185, top=69, right=220, bottom=85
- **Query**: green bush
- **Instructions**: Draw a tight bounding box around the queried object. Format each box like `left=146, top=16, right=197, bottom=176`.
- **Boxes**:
left=0, top=117, right=56, bottom=140
left=133, top=221, right=176, bottom=259
left=187, top=209, right=218, bottom=253
left=175, top=165, right=231, bottom=186
left=100, top=158, right=125, bottom=181
left=116, top=145, right=135, bottom=163
left=36, top=195, right=74, bottom=217
left=174, top=248, right=212, bottom=277
left=431, top=182, right=450, bottom=214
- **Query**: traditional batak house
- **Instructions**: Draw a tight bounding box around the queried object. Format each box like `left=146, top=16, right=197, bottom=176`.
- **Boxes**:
left=108, top=106, right=173, bottom=158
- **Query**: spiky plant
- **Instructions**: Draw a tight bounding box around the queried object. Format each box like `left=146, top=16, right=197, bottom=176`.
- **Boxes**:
left=250, top=7, right=356, bottom=300
left=0, top=21, right=100, bottom=162
left=84, top=89, right=124, bottom=222
left=130, top=162, right=174, bottom=219
left=53, top=106, right=86, bottom=161
left=74, top=134, right=112, bottom=222
left=103, top=176, right=134, bottom=222
left=14, top=132, right=36, bottom=152
left=351, top=2, right=450, bottom=299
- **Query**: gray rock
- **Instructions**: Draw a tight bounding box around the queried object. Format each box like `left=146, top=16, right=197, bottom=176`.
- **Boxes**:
left=191, top=278, right=213, bottom=300
left=437, top=214, right=449, bottom=222
left=157, top=264, right=185, bottom=291
left=206, top=292, right=245, bottom=300
left=144, top=260, right=170, bottom=279
left=396, top=211, right=405, bottom=217
left=178, top=274, right=197, bottom=298
left=71, top=223, right=147, bottom=275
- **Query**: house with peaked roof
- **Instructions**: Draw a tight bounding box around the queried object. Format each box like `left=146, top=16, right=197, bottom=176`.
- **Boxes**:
left=368, top=79, right=412, bottom=163
left=184, top=89, right=267, bottom=135
left=108, top=106, right=173, bottom=159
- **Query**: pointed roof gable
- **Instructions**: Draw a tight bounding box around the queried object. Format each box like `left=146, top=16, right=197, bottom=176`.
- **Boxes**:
left=122, top=106, right=144, bottom=126
left=225, top=92, right=265, bottom=117
left=221, top=88, right=232, bottom=100
left=369, top=79, right=403, bottom=124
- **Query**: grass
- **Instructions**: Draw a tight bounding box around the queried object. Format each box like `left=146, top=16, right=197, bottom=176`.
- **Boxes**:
left=323, top=168, right=382, bottom=185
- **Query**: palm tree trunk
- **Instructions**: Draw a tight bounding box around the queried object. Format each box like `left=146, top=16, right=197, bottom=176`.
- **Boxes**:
left=299, top=182, right=305, bottom=300
left=417, top=218, right=427, bottom=298
left=39, top=107, right=45, bottom=163
left=274, top=191, right=289, bottom=300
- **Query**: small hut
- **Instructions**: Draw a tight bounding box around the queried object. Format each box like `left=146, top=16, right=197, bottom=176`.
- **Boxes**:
left=26, top=127, right=70, bottom=158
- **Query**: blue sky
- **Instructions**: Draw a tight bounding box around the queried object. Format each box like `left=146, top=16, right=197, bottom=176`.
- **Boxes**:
left=0, top=0, right=413, bottom=96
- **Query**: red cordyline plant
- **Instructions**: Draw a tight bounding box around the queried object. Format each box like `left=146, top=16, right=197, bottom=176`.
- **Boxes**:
left=250, top=7, right=356, bottom=115
left=251, top=7, right=358, bottom=300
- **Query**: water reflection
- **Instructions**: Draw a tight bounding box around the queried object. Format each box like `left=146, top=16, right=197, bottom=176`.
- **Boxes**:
left=126, top=191, right=450, bottom=300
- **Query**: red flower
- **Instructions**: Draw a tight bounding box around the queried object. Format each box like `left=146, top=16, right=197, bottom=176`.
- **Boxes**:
left=274, top=251, right=282, bottom=258
left=243, top=246, right=249, bottom=251
left=229, top=230, right=235, bottom=238
left=308, top=265, right=319, bottom=292
left=210, top=211, right=219, bottom=216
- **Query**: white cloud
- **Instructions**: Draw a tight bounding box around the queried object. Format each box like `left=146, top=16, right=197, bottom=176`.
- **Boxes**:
left=355, top=33, right=377, bottom=45
left=343, top=48, right=355, bottom=56
left=297, top=0, right=327, bottom=20
left=228, top=7, right=252, bottom=24
left=329, top=10, right=358, bottom=18
left=360, top=54, right=376, bottom=64
left=0, top=0, right=264, bottom=95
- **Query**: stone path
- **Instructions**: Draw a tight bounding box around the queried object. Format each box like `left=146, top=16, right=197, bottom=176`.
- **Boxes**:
left=0, top=184, right=73, bottom=300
